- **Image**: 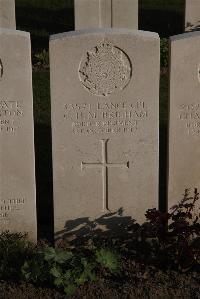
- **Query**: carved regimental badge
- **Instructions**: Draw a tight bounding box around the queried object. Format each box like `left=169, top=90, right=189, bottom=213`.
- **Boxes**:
left=0, top=59, right=3, bottom=80
left=79, top=40, right=132, bottom=97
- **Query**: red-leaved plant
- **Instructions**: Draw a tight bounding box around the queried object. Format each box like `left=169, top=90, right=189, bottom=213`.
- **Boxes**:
left=145, top=188, right=200, bottom=271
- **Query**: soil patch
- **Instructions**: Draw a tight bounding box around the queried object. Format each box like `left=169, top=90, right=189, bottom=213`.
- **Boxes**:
left=0, top=261, right=199, bottom=299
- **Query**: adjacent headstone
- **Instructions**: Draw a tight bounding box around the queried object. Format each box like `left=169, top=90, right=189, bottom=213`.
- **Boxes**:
left=168, top=31, right=200, bottom=211
left=0, top=0, right=16, bottom=29
left=185, top=0, right=200, bottom=32
left=0, top=29, right=36, bottom=240
left=50, top=29, right=159, bottom=239
left=75, top=0, right=138, bottom=30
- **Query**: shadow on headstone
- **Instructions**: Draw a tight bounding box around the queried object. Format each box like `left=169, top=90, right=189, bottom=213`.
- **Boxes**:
left=54, top=208, right=139, bottom=248
left=185, top=21, right=200, bottom=32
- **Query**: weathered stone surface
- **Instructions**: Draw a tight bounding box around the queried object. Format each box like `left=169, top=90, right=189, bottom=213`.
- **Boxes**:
left=75, top=0, right=138, bottom=30
left=168, top=31, right=200, bottom=212
left=50, top=29, right=159, bottom=239
left=0, top=29, right=36, bottom=240
left=0, top=0, right=16, bottom=29
left=185, top=0, right=200, bottom=32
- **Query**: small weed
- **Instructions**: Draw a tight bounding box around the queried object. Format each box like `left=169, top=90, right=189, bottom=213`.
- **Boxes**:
left=96, top=248, right=120, bottom=273
left=34, top=49, right=49, bottom=66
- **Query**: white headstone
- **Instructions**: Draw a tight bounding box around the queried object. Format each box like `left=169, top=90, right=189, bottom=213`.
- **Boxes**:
left=75, top=0, right=138, bottom=30
left=0, top=0, right=16, bottom=29
left=0, top=29, right=36, bottom=240
left=168, top=31, right=200, bottom=212
left=50, top=29, right=159, bottom=239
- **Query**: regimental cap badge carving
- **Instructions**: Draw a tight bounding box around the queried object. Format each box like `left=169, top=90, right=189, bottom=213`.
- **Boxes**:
left=79, top=40, right=132, bottom=97
left=0, top=59, right=3, bottom=80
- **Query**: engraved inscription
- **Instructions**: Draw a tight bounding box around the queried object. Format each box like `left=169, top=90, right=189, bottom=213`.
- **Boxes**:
left=79, top=40, right=132, bottom=97
left=64, top=100, right=148, bottom=135
left=0, top=100, right=24, bottom=133
left=0, top=197, right=26, bottom=224
left=179, top=103, right=200, bottom=135
left=0, top=59, right=3, bottom=80
left=81, top=139, right=129, bottom=211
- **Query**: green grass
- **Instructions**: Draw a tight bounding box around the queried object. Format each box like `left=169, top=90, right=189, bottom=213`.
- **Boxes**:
left=33, top=72, right=50, bottom=125
left=160, top=74, right=168, bottom=125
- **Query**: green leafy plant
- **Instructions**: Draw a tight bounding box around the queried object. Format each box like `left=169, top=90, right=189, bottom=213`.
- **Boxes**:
left=21, top=245, right=119, bottom=295
left=22, top=246, right=74, bottom=294
left=96, top=248, right=120, bottom=273
left=21, top=258, right=47, bottom=283
left=34, top=49, right=49, bottom=66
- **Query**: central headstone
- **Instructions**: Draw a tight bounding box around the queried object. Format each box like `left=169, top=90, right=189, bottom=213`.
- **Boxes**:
left=0, top=0, right=16, bottom=29
left=50, top=29, right=159, bottom=239
left=75, top=0, right=138, bottom=30
left=0, top=29, right=36, bottom=240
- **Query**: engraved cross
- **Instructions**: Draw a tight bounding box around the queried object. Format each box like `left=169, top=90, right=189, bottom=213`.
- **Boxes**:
left=81, top=139, right=129, bottom=211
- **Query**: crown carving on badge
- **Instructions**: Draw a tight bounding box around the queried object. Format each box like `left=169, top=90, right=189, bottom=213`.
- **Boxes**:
left=79, top=39, right=132, bottom=97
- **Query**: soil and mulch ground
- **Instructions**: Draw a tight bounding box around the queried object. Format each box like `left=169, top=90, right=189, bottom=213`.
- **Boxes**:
left=0, top=262, right=199, bottom=299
